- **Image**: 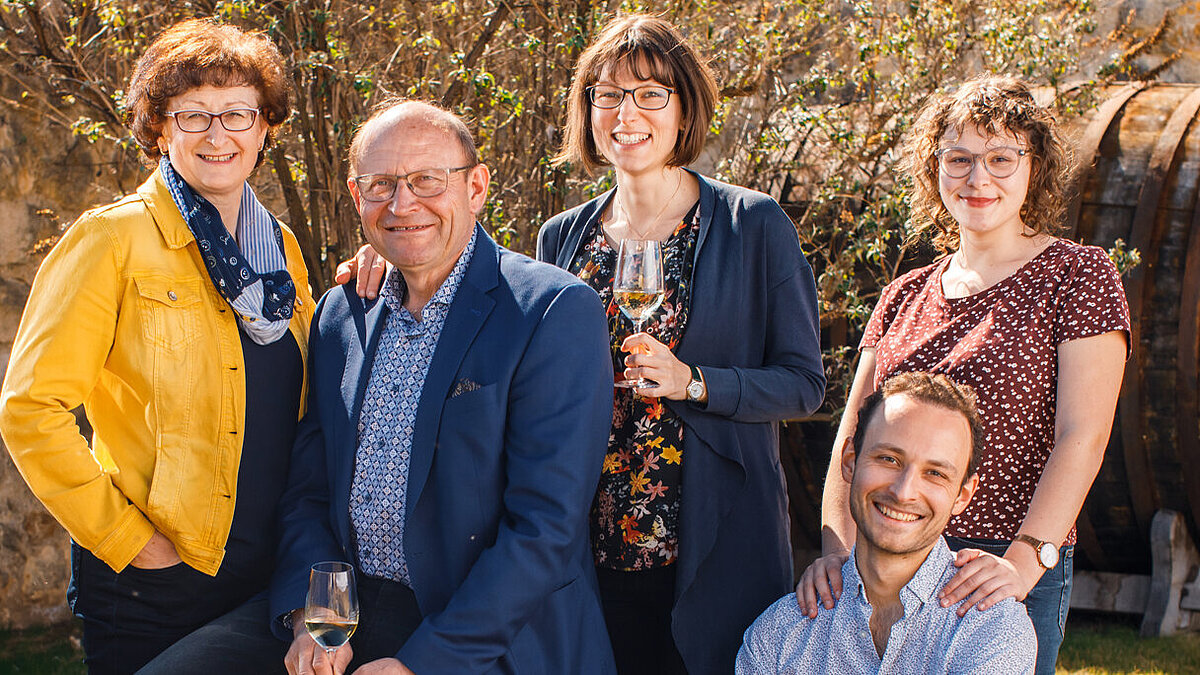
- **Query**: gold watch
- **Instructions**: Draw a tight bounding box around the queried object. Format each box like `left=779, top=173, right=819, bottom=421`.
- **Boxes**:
left=1013, top=533, right=1060, bottom=570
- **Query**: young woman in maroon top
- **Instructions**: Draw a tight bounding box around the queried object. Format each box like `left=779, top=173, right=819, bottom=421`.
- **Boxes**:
left=795, top=75, right=1129, bottom=674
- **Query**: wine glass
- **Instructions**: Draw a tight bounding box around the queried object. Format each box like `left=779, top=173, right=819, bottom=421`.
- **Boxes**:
left=305, top=561, right=359, bottom=662
left=613, top=239, right=665, bottom=388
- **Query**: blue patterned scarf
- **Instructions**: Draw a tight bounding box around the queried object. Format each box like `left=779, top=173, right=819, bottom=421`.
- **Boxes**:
left=160, top=157, right=295, bottom=345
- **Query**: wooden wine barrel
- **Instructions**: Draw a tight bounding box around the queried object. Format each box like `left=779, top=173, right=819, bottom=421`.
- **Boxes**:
left=1068, top=82, right=1200, bottom=574
left=782, top=82, right=1200, bottom=575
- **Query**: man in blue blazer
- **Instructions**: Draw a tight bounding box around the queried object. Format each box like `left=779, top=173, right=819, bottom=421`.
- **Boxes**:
left=270, top=100, right=616, bottom=675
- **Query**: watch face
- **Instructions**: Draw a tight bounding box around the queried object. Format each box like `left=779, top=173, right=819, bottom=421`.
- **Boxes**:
left=687, top=381, right=703, bottom=400
left=1039, top=544, right=1059, bottom=569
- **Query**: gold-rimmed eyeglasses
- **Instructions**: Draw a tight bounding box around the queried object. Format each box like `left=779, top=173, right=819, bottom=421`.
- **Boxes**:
left=934, top=146, right=1029, bottom=179
left=351, top=165, right=476, bottom=201
left=166, top=108, right=261, bottom=133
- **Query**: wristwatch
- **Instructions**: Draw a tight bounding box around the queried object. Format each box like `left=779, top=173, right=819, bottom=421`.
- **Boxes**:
left=1013, top=533, right=1060, bottom=570
left=685, top=364, right=706, bottom=403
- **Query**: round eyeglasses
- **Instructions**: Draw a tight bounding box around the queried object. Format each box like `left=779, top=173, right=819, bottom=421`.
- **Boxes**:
left=934, top=146, right=1028, bottom=179
left=166, top=108, right=262, bottom=133
left=586, top=85, right=675, bottom=111
left=352, top=165, right=476, bottom=201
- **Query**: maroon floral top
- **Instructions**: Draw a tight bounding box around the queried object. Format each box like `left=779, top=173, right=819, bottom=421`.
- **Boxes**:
left=569, top=207, right=700, bottom=570
left=862, top=239, right=1130, bottom=545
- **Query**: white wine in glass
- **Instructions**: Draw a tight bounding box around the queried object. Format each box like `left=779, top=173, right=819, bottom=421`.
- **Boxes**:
left=614, top=239, right=665, bottom=388
left=305, top=561, right=359, bottom=660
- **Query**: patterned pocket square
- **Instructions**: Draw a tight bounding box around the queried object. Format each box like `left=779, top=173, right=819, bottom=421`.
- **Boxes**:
left=449, top=378, right=484, bottom=398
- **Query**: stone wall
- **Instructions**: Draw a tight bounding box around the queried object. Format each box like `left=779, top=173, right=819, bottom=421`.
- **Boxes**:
left=1091, top=0, right=1200, bottom=84
left=0, top=93, right=144, bottom=628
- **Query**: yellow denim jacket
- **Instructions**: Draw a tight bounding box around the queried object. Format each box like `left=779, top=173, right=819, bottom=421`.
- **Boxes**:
left=0, top=169, right=316, bottom=575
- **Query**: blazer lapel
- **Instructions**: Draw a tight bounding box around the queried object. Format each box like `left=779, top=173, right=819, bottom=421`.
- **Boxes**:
left=405, top=226, right=498, bottom=515
left=685, top=168, right=715, bottom=302
left=332, top=291, right=389, bottom=547
left=353, top=294, right=391, bottom=422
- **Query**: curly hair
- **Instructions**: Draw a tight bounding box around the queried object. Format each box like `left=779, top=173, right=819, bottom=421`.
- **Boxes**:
left=552, top=14, right=718, bottom=175
left=126, top=18, right=290, bottom=167
left=898, top=75, right=1073, bottom=253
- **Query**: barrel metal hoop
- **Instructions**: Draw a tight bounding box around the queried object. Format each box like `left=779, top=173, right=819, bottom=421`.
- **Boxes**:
left=1067, top=82, right=1147, bottom=242
left=1072, top=82, right=1149, bottom=570
left=1178, top=150, right=1200, bottom=537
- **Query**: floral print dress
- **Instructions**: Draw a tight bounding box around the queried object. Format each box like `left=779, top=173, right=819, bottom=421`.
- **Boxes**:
left=569, top=206, right=700, bottom=571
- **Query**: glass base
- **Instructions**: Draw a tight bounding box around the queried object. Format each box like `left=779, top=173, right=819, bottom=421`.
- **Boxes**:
left=614, top=378, right=658, bottom=389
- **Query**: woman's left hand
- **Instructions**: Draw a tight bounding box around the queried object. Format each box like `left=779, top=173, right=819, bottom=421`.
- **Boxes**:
left=334, top=244, right=387, bottom=300
left=621, top=332, right=691, bottom=400
left=129, top=530, right=183, bottom=570
left=938, top=548, right=1039, bottom=616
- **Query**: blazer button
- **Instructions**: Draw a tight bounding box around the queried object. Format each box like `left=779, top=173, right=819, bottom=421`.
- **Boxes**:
left=469, top=535, right=477, bottom=541
left=167, top=290, right=178, bottom=301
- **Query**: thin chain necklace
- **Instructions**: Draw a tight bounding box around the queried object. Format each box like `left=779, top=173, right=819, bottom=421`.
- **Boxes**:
left=609, top=170, right=683, bottom=241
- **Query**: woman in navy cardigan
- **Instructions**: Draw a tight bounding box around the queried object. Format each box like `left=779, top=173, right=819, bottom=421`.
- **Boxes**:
left=537, top=15, right=825, bottom=674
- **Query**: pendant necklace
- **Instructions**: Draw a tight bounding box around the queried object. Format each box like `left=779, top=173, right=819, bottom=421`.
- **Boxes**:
left=611, top=170, right=683, bottom=241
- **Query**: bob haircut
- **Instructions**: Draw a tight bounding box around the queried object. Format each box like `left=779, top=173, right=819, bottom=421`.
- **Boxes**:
left=553, top=14, right=719, bottom=175
left=853, top=372, right=985, bottom=485
left=126, top=18, right=290, bottom=167
left=899, top=75, right=1074, bottom=253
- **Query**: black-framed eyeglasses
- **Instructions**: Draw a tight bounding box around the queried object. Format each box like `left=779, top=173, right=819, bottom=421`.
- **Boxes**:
left=166, top=108, right=262, bottom=133
left=352, top=165, right=476, bottom=201
left=934, top=146, right=1028, bottom=179
left=586, top=84, right=675, bottom=110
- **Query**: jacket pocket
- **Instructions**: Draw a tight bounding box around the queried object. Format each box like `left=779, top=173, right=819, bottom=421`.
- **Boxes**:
left=134, top=276, right=206, bottom=535
left=134, top=276, right=203, bottom=351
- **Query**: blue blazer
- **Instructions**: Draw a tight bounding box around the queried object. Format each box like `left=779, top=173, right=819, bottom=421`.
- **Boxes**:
left=538, top=172, right=826, bottom=674
left=270, top=226, right=617, bottom=674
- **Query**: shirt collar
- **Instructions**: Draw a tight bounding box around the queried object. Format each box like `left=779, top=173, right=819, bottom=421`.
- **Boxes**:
left=380, top=229, right=479, bottom=316
left=904, top=537, right=953, bottom=604
left=846, top=536, right=953, bottom=607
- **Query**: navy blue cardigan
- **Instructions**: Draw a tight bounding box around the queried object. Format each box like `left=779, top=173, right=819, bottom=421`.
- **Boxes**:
left=537, top=171, right=826, bottom=674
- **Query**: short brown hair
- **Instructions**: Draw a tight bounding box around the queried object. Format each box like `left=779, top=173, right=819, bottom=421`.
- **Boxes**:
left=552, top=14, right=718, bottom=175
left=126, top=18, right=290, bottom=167
left=899, top=75, right=1073, bottom=253
left=853, top=372, right=984, bottom=483
left=347, top=98, right=479, bottom=175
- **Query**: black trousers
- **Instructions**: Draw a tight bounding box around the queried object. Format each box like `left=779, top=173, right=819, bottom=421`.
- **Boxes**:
left=344, top=573, right=424, bottom=669
left=596, top=565, right=687, bottom=675
left=69, top=543, right=286, bottom=675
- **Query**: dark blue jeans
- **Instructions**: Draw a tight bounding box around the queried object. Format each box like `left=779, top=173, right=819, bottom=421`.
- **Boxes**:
left=69, top=543, right=287, bottom=674
left=945, top=536, right=1074, bottom=675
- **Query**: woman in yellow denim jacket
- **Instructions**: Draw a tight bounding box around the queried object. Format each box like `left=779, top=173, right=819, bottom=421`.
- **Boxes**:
left=0, top=20, right=316, bottom=674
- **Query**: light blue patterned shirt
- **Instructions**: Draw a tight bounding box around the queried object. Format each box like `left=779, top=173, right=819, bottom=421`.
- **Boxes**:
left=349, top=231, right=477, bottom=585
left=736, top=538, right=1036, bottom=674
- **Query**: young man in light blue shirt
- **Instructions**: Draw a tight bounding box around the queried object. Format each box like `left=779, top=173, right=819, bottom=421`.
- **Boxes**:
left=737, top=373, right=1036, bottom=674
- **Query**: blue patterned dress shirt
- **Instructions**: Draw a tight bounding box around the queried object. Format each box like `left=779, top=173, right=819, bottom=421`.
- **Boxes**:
left=736, top=537, right=1036, bottom=674
left=349, top=232, right=477, bottom=586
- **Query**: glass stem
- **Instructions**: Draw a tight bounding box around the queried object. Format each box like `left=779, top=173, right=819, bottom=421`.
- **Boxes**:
left=633, top=318, right=645, bottom=387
